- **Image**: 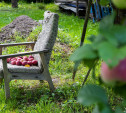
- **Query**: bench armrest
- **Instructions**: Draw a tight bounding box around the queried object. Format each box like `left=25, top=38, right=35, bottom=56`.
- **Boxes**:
left=0, top=42, right=35, bottom=48
left=0, top=50, right=49, bottom=59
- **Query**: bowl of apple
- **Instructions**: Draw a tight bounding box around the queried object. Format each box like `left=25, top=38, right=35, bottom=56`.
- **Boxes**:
left=7, top=55, right=38, bottom=67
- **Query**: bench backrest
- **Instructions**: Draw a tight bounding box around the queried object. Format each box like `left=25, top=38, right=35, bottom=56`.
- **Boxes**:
left=33, top=11, right=59, bottom=68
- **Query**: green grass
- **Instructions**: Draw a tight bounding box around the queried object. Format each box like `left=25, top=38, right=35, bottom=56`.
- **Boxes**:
left=0, top=2, right=121, bottom=113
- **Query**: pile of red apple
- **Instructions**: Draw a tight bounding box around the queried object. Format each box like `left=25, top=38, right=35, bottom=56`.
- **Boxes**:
left=7, top=55, right=38, bottom=66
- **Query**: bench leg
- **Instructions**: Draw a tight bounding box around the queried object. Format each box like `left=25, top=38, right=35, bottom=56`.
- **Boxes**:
left=47, top=75, right=55, bottom=91
left=39, top=53, right=55, bottom=91
left=4, top=78, right=10, bottom=99
left=2, top=58, right=11, bottom=99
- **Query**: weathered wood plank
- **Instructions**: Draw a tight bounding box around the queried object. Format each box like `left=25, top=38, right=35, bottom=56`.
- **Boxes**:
left=0, top=47, right=2, bottom=55
left=0, top=42, right=35, bottom=47
left=2, top=58, right=11, bottom=99
left=55, top=0, right=73, bottom=3
left=0, top=50, right=49, bottom=59
left=40, top=53, right=55, bottom=91
left=11, top=73, right=46, bottom=80
left=0, top=48, right=3, bottom=84
left=59, top=4, right=84, bottom=13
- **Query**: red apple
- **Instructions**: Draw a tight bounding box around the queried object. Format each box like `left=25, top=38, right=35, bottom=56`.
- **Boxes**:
left=29, top=55, right=34, bottom=59
left=24, top=58, right=28, bottom=61
left=101, top=58, right=126, bottom=83
left=101, top=62, right=116, bottom=83
left=9, top=57, right=13, bottom=60
left=27, top=61, right=32, bottom=66
left=22, top=61, right=28, bottom=66
left=11, top=57, right=17, bottom=61
left=9, top=57, right=14, bottom=60
left=7, top=58, right=11, bottom=63
left=16, top=61, right=22, bottom=66
left=28, top=58, right=34, bottom=61
left=11, top=60, right=16, bottom=65
left=23, top=56, right=28, bottom=61
left=17, top=58, right=22, bottom=61
left=32, top=60, right=38, bottom=66
left=23, top=56, right=28, bottom=59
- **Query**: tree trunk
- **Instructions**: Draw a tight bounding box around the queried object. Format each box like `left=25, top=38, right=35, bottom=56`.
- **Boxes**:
left=11, top=0, right=18, bottom=8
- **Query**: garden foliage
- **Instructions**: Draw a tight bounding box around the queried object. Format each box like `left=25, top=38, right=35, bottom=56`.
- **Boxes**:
left=70, top=0, right=126, bottom=112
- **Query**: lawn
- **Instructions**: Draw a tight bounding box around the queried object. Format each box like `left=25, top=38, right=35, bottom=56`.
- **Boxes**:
left=0, top=2, right=120, bottom=113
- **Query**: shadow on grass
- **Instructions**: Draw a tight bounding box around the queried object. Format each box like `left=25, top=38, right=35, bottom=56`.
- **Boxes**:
left=0, top=79, right=92, bottom=112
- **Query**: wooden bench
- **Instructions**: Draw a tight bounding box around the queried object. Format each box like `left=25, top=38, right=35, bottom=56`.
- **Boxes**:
left=0, top=11, right=59, bottom=99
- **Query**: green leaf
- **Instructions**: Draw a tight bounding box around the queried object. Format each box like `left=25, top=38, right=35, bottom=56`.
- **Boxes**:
left=70, top=44, right=98, bottom=62
left=98, top=13, right=121, bottom=46
left=92, top=105, right=100, bottom=113
left=78, top=84, right=108, bottom=106
left=99, top=32, right=118, bottom=46
left=96, top=42, right=119, bottom=67
left=101, top=107, right=113, bottom=113
left=100, top=25, right=126, bottom=46
left=113, top=25, right=126, bottom=46
left=97, top=42, right=126, bottom=67
left=99, top=13, right=115, bottom=31
left=92, top=105, right=112, bottom=113
left=118, top=46, right=126, bottom=60
left=122, top=99, right=126, bottom=106
left=115, top=106, right=124, bottom=113
left=87, top=35, right=96, bottom=42
left=92, top=34, right=106, bottom=50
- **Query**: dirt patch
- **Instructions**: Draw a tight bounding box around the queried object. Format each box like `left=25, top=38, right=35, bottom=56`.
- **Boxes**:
left=53, top=41, right=73, bottom=59
left=0, top=15, right=39, bottom=43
